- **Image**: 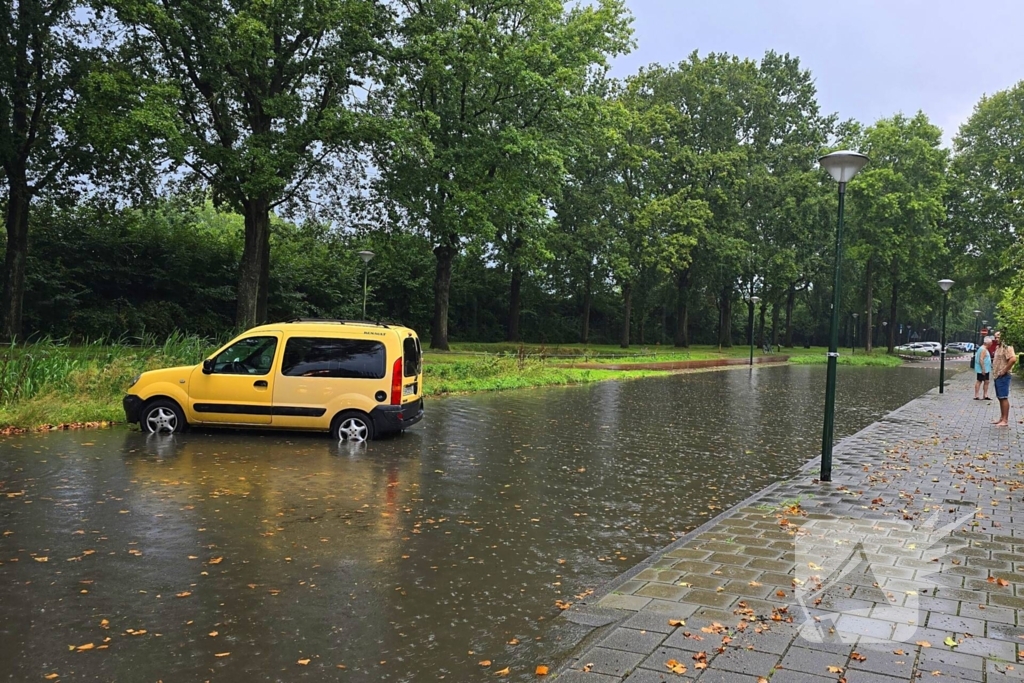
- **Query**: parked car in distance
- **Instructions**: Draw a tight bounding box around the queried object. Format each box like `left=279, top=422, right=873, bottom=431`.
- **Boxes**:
left=123, top=319, right=424, bottom=440
left=945, top=342, right=974, bottom=353
left=896, top=342, right=941, bottom=357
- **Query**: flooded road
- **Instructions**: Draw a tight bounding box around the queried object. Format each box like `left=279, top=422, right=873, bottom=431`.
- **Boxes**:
left=0, top=365, right=942, bottom=682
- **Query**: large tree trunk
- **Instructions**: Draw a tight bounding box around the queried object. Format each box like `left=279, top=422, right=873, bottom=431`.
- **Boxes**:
left=757, top=300, right=767, bottom=348
left=506, top=265, right=522, bottom=342
left=771, top=298, right=781, bottom=346
left=784, top=284, right=796, bottom=348
left=580, top=275, right=592, bottom=344
left=236, top=198, right=271, bottom=328
left=674, top=269, right=689, bottom=347
left=431, top=244, right=456, bottom=350
left=718, top=287, right=733, bottom=348
left=1, top=173, right=31, bottom=342
left=620, top=282, right=632, bottom=349
left=887, top=277, right=899, bottom=353
left=864, top=258, right=874, bottom=353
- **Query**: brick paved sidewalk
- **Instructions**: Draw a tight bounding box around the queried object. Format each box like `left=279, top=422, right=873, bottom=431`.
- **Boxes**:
left=556, top=371, right=1023, bottom=683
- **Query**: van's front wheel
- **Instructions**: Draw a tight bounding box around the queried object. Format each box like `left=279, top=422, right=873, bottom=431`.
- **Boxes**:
left=332, top=411, right=374, bottom=442
left=141, top=399, right=187, bottom=434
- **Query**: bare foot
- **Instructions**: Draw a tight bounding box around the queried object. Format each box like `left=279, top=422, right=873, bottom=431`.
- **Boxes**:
left=994, top=421, right=1009, bottom=427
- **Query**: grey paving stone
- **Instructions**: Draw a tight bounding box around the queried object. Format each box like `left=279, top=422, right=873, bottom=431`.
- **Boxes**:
left=635, top=584, right=690, bottom=601
left=575, top=647, right=645, bottom=677
left=639, top=646, right=716, bottom=672
left=924, top=612, right=985, bottom=634
left=600, top=628, right=668, bottom=655
left=768, top=671, right=835, bottom=683
left=622, top=611, right=688, bottom=634
left=558, top=671, right=621, bottom=683
left=623, top=669, right=697, bottom=683
left=778, top=646, right=851, bottom=676
left=597, top=594, right=653, bottom=611
left=841, top=671, right=911, bottom=683
left=708, top=647, right=779, bottom=677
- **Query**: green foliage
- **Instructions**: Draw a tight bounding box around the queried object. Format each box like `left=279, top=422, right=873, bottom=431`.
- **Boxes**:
left=996, top=241, right=1024, bottom=349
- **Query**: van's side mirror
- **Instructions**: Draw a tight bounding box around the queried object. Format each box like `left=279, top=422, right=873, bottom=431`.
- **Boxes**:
left=202, top=359, right=215, bottom=375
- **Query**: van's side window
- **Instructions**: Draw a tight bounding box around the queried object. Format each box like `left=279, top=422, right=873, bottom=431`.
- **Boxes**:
left=281, top=338, right=386, bottom=379
left=212, top=336, right=278, bottom=375
left=403, top=337, right=421, bottom=377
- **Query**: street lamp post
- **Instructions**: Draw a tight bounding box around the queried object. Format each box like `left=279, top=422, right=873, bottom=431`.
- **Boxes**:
left=357, top=250, right=375, bottom=319
left=938, top=279, right=954, bottom=393
left=747, top=295, right=761, bottom=367
left=818, top=150, right=869, bottom=482
left=973, top=309, right=982, bottom=349
left=882, top=321, right=888, bottom=350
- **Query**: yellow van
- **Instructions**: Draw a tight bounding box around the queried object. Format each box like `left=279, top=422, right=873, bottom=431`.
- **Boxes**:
left=123, top=319, right=424, bottom=440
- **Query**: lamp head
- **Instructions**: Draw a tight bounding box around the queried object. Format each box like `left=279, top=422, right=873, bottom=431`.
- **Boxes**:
left=357, top=250, right=376, bottom=264
left=748, top=296, right=760, bottom=304
left=973, top=309, right=982, bottom=315
left=818, top=150, right=870, bottom=183
left=938, top=278, right=954, bottom=293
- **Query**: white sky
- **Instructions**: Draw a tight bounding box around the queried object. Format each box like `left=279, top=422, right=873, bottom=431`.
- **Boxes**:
left=610, top=0, right=1024, bottom=146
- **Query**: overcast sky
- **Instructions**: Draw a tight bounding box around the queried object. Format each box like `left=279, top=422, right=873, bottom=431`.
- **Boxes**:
left=610, top=0, right=1024, bottom=146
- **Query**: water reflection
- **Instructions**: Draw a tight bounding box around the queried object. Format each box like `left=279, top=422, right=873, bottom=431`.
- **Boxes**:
left=0, top=365, right=941, bottom=682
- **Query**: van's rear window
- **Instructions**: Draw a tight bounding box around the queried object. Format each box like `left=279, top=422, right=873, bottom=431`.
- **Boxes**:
left=403, top=337, right=421, bottom=377
left=281, top=338, right=385, bottom=379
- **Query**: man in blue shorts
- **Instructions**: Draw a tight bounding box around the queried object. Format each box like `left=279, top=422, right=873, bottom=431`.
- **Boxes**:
left=991, top=330, right=1017, bottom=427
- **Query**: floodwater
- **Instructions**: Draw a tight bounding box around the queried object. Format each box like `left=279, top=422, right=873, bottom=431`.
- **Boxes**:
left=0, top=365, right=942, bottom=682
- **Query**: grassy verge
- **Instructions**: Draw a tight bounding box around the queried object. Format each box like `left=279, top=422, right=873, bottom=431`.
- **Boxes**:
left=788, top=352, right=904, bottom=367
left=422, top=355, right=666, bottom=395
left=0, top=337, right=904, bottom=432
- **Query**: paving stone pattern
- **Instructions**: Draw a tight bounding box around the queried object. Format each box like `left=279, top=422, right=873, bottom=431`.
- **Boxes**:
left=558, top=372, right=1024, bottom=682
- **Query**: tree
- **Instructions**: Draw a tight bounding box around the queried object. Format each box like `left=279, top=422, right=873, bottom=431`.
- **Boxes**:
left=1, top=0, right=100, bottom=340
left=110, top=0, right=388, bottom=328
left=847, top=112, right=948, bottom=352
left=948, top=82, right=1024, bottom=289
left=372, top=0, right=632, bottom=350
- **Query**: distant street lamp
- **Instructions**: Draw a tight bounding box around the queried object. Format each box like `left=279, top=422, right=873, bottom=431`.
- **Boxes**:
left=973, top=309, right=982, bottom=348
left=882, top=321, right=889, bottom=350
left=818, top=150, right=869, bottom=482
left=938, top=279, right=954, bottom=393
left=747, top=296, right=761, bottom=367
left=357, top=250, right=375, bottom=319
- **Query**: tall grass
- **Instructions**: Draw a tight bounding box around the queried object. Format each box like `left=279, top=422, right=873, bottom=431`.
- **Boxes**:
left=0, top=335, right=214, bottom=427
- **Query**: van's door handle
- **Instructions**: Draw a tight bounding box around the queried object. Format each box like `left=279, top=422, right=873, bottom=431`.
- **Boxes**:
left=253, top=380, right=268, bottom=388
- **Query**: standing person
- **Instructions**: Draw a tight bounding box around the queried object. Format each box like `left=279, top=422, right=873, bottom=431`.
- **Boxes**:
left=992, top=330, right=1017, bottom=427
left=975, top=337, right=993, bottom=400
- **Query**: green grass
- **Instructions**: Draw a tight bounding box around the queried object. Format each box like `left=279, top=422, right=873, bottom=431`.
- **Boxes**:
left=421, top=355, right=666, bottom=395
left=788, top=352, right=903, bottom=367
left=0, top=337, right=905, bottom=431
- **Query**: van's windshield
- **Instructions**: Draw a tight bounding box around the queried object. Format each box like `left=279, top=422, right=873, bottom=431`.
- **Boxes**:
left=403, top=337, right=421, bottom=377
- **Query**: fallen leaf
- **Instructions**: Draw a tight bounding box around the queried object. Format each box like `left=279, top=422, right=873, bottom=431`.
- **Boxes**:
left=916, top=641, right=931, bottom=648
left=297, top=659, right=310, bottom=666
left=997, top=578, right=1010, bottom=587
left=495, top=667, right=511, bottom=677
left=45, top=675, right=59, bottom=680
left=508, top=638, right=519, bottom=646
left=209, top=557, right=223, bottom=565
left=214, top=652, right=230, bottom=658
left=175, top=591, right=191, bottom=598
left=668, top=619, right=685, bottom=627
left=827, top=666, right=844, bottom=674
left=893, top=650, right=905, bottom=655
left=943, top=637, right=958, bottom=647
left=851, top=652, right=866, bottom=661
left=535, top=665, right=549, bottom=676
left=75, top=643, right=94, bottom=652
left=479, top=661, right=492, bottom=667
left=665, top=659, right=687, bottom=674
left=34, top=557, right=48, bottom=563
left=208, top=631, right=218, bottom=637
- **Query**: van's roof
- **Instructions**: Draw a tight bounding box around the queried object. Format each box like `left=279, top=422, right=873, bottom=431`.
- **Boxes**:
left=248, top=319, right=418, bottom=336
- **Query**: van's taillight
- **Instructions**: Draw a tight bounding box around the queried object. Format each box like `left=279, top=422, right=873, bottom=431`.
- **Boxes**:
left=390, top=358, right=403, bottom=405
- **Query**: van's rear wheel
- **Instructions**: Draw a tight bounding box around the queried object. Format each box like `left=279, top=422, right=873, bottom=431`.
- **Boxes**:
left=141, top=399, right=187, bottom=434
left=332, top=411, right=374, bottom=442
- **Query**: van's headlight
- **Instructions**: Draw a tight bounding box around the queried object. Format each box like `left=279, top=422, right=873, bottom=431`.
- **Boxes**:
left=129, top=374, right=141, bottom=388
